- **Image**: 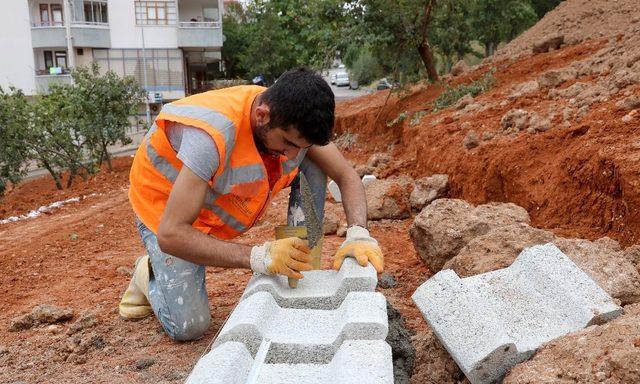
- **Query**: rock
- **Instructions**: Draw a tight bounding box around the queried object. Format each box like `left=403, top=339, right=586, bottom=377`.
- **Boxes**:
left=0, top=345, right=8, bottom=356
left=616, top=95, right=640, bottom=111
left=532, top=34, right=564, bottom=53
left=135, top=358, right=156, bottom=370
left=504, top=303, right=640, bottom=383
left=45, top=324, right=63, bottom=334
left=612, top=68, right=640, bottom=89
left=410, top=174, right=449, bottom=211
left=509, top=80, right=539, bottom=99
left=625, top=245, right=640, bottom=270
left=454, top=93, right=474, bottom=110
left=386, top=302, right=415, bottom=383
left=9, top=305, right=73, bottom=332
left=354, top=164, right=375, bottom=178
left=365, top=176, right=413, bottom=220
left=500, top=109, right=530, bottom=133
left=481, top=131, right=495, bottom=141
left=450, top=60, right=469, bottom=76
left=554, top=237, right=640, bottom=305
left=462, top=131, right=479, bottom=149
left=409, top=328, right=464, bottom=384
left=68, top=311, right=97, bottom=335
left=409, top=199, right=529, bottom=272
left=528, top=113, right=552, bottom=132
left=537, top=68, right=578, bottom=88
left=336, top=224, right=347, bottom=238
left=367, top=152, right=392, bottom=170
left=116, top=266, right=133, bottom=276
left=550, top=81, right=590, bottom=99
left=622, top=110, right=638, bottom=122
left=443, top=223, right=555, bottom=277
left=322, top=210, right=340, bottom=235
left=378, top=273, right=397, bottom=289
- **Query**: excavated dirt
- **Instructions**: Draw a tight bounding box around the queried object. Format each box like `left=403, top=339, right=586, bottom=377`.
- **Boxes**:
left=1, top=1, right=639, bottom=381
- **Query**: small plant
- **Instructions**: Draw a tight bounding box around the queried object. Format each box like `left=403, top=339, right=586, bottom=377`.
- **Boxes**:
left=410, top=110, right=428, bottom=126
left=431, top=69, right=496, bottom=112
left=386, top=111, right=408, bottom=127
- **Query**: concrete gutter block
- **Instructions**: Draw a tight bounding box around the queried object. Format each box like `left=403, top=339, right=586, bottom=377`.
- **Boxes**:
left=186, top=340, right=393, bottom=384
left=214, top=291, right=388, bottom=364
left=412, top=243, right=623, bottom=384
left=242, top=258, right=378, bottom=309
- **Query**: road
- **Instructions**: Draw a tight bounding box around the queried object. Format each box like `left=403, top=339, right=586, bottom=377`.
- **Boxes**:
left=324, top=67, right=372, bottom=102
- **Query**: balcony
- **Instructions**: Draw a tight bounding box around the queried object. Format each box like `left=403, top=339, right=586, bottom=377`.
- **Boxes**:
left=30, top=21, right=110, bottom=49
left=34, top=69, right=73, bottom=93
left=177, top=21, right=223, bottom=48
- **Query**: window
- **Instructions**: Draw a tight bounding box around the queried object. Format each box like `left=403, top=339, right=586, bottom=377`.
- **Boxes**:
left=44, top=51, right=54, bottom=69
left=202, top=8, right=219, bottom=22
left=77, top=48, right=84, bottom=56
left=50, top=4, right=64, bottom=26
left=39, top=4, right=50, bottom=25
left=55, top=51, right=67, bottom=68
left=135, top=1, right=176, bottom=25
left=83, top=1, right=108, bottom=23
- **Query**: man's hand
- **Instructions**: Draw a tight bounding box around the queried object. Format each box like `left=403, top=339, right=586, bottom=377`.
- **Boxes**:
left=250, top=237, right=313, bottom=279
left=333, top=225, right=384, bottom=272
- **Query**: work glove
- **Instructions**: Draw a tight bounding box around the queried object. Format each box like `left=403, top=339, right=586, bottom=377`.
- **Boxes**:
left=250, top=237, right=313, bottom=279
left=333, top=225, right=384, bottom=273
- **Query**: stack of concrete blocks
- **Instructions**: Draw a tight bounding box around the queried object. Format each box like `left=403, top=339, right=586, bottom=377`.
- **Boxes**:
left=412, top=243, right=623, bottom=384
left=187, top=258, right=394, bottom=384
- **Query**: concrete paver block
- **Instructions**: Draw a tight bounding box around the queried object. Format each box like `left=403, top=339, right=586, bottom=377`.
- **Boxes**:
left=214, top=291, right=388, bottom=363
left=242, top=258, right=378, bottom=309
left=412, top=243, right=623, bottom=384
left=186, top=340, right=393, bottom=384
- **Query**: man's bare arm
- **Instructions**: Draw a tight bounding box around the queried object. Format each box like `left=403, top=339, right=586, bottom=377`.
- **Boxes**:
left=307, top=143, right=367, bottom=228
left=156, top=166, right=252, bottom=268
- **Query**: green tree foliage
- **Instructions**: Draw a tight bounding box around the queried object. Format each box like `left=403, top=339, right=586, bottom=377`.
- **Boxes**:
left=350, top=46, right=383, bottom=85
left=70, top=62, right=146, bottom=171
left=529, top=0, right=563, bottom=18
left=470, top=0, right=538, bottom=56
left=430, top=0, right=474, bottom=72
left=0, top=87, right=30, bottom=195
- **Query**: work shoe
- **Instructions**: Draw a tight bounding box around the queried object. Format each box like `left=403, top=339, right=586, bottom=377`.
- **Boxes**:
left=119, top=255, right=153, bottom=320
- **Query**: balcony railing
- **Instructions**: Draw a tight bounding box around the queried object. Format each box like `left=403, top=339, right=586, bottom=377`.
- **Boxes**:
left=35, top=68, right=71, bottom=76
left=31, top=20, right=109, bottom=28
left=178, top=21, right=220, bottom=28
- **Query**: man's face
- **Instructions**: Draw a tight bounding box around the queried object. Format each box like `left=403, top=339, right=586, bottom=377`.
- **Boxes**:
left=253, top=122, right=312, bottom=160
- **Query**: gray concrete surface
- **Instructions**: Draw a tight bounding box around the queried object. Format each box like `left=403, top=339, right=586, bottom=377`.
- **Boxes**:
left=242, top=258, right=378, bottom=309
left=412, top=243, right=623, bottom=384
left=187, top=258, right=393, bottom=383
left=187, top=340, right=393, bottom=384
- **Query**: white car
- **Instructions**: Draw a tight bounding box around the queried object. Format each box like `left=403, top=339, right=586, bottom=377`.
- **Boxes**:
left=330, top=73, right=337, bottom=85
left=335, top=72, right=350, bottom=87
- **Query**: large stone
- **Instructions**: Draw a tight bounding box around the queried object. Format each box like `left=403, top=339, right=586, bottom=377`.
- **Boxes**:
left=412, top=244, right=623, bottom=384
left=443, top=223, right=555, bottom=277
left=500, top=109, right=531, bottom=133
left=554, top=237, right=640, bottom=305
left=450, top=60, right=469, bottom=76
left=9, top=305, right=74, bottom=332
left=504, top=303, right=640, bottom=383
left=532, top=34, right=564, bottom=54
left=410, top=174, right=449, bottom=211
left=454, top=94, right=474, bottom=110
left=366, top=176, right=413, bottom=220
left=409, top=199, right=529, bottom=272
left=537, top=68, right=578, bottom=88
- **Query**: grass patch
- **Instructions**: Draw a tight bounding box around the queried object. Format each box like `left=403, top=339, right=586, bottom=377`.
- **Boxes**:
left=431, top=69, right=496, bottom=112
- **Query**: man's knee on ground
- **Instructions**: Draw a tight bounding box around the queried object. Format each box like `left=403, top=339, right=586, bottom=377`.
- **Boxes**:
left=164, top=313, right=211, bottom=341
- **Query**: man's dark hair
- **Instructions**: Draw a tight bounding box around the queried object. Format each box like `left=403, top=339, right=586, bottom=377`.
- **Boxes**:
left=261, top=68, right=335, bottom=146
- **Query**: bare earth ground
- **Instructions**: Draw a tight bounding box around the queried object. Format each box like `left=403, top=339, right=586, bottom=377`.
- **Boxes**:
left=2, top=1, right=640, bottom=381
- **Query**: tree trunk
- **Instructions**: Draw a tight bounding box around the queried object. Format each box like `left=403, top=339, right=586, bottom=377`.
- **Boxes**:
left=101, top=141, right=113, bottom=171
left=42, top=160, right=63, bottom=190
left=485, top=41, right=496, bottom=57
left=417, top=0, right=439, bottom=82
left=66, top=169, right=75, bottom=189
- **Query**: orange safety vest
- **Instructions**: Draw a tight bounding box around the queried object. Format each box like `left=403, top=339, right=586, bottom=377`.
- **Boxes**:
left=128, top=85, right=306, bottom=239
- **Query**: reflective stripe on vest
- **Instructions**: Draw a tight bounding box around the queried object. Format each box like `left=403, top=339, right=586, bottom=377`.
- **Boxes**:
left=145, top=136, right=248, bottom=233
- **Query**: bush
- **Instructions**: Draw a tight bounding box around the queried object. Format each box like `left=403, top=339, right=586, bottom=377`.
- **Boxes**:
left=351, top=48, right=383, bottom=86
left=431, top=69, right=496, bottom=112
left=0, top=87, right=30, bottom=196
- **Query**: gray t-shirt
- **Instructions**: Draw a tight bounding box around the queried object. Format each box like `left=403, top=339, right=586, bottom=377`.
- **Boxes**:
left=166, top=122, right=219, bottom=182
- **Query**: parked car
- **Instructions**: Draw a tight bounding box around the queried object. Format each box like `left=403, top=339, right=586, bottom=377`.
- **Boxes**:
left=335, top=72, right=350, bottom=87
left=376, top=78, right=398, bottom=90
left=330, top=73, right=337, bottom=85
left=338, top=63, right=346, bottom=69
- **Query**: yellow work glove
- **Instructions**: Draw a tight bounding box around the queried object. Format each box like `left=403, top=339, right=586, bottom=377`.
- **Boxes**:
left=250, top=237, right=313, bottom=279
left=334, top=225, right=384, bottom=273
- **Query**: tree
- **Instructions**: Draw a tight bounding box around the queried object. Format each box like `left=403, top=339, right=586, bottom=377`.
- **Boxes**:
left=470, top=0, right=538, bottom=56
left=430, top=0, right=474, bottom=72
left=0, top=87, right=30, bottom=196
left=70, top=62, right=146, bottom=171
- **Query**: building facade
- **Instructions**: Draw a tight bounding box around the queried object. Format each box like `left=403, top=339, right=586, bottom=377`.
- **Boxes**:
left=0, top=0, right=224, bottom=102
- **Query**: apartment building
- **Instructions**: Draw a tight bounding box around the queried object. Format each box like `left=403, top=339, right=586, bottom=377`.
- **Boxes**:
left=1, top=0, right=224, bottom=103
